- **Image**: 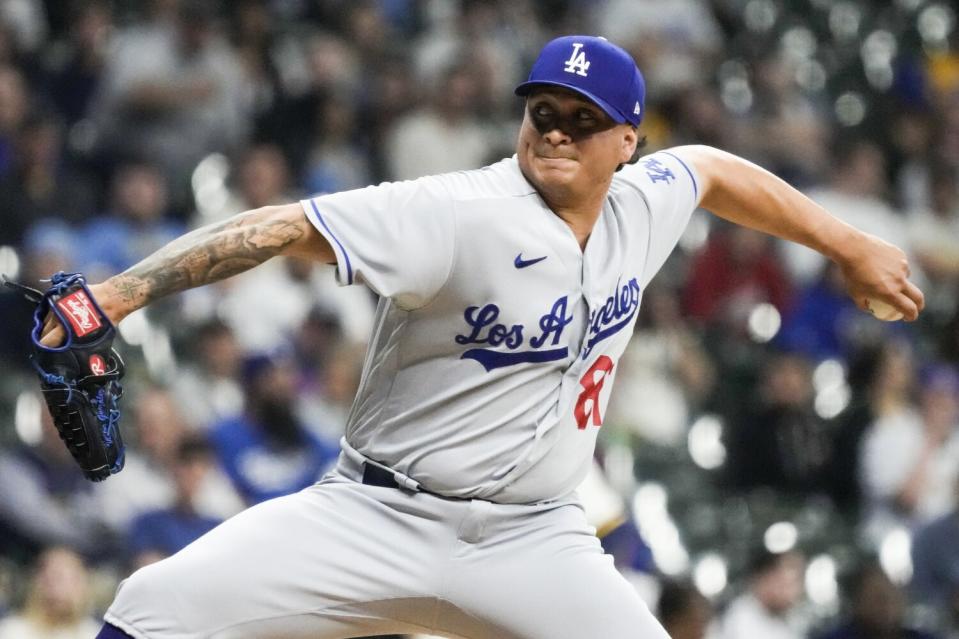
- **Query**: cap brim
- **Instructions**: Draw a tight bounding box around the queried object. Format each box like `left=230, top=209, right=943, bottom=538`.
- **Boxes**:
left=515, top=80, right=628, bottom=125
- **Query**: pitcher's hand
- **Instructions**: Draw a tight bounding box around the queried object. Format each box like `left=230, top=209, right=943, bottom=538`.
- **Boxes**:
left=836, top=232, right=924, bottom=321
left=40, top=282, right=118, bottom=347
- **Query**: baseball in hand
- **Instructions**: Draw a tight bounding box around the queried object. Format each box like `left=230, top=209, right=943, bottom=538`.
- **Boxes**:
left=865, top=297, right=904, bottom=322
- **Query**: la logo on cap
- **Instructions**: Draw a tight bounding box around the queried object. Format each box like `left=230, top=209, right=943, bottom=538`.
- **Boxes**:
left=563, top=42, right=590, bottom=77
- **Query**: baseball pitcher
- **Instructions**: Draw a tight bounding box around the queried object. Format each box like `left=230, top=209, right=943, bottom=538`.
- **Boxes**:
left=31, top=36, right=920, bottom=639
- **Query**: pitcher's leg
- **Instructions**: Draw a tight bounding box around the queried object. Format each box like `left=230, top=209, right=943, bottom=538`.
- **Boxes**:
left=106, top=477, right=450, bottom=639
left=443, top=503, right=669, bottom=639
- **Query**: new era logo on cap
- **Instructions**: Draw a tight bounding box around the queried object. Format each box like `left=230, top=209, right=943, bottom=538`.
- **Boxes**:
left=515, top=35, right=646, bottom=127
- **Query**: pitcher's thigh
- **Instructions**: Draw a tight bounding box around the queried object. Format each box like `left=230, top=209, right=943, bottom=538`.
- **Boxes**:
left=462, top=551, right=668, bottom=639
left=105, top=482, right=445, bottom=639
left=444, top=504, right=669, bottom=639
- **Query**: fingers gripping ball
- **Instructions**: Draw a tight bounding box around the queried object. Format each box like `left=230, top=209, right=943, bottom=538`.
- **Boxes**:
left=4, top=272, right=126, bottom=481
left=865, top=297, right=904, bottom=322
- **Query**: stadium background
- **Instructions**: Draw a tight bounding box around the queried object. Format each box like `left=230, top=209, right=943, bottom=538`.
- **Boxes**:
left=0, top=0, right=958, bottom=637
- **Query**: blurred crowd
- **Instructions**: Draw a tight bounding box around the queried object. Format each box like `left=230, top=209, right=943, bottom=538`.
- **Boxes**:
left=0, top=0, right=958, bottom=637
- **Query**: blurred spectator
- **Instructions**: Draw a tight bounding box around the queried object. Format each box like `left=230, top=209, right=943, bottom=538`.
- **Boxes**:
left=77, top=160, right=184, bottom=279
left=210, top=353, right=338, bottom=504
left=911, top=476, right=959, bottom=632
left=264, top=31, right=360, bottom=174
left=342, top=1, right=400, bottom=70
left=192, top=142, right=295, bottom=225
left=299, top=29, right=359, bottom=98
left=748, top=55, right=828, bottom=187
left=0, top=111, right=97, bottom=246
left=781, top=140, right=911, bottom=286
left=0, top=547, right=100, bottom=639
left=860, top=362, right=959, bottom=543
left=683, top=224, right=793, bottom=329
left=719, top=549, right=807, bottom=639
left=889, top=108, right=935, bottom=212
left=606, top=283, right=715, bottom=447
left=0, top=0, right=47, bottom=56
left=385, top=62, right=491, bottom=180
left=940, top=295, right=959, bottom=365
left=304, top=340, right=364, bottom=441
left=726, top=352, right=832, bottom=497
left=19, top=220, right=78, bottom=280
left=595, top=0, right=721, bottom=97
left=933, top=86, right=959, bottom=169
left=0, top=219, right=77, bottom=366
left=0, top=64, right=28, bottom=179
left=227, top=0, right=283, bottom=140
left=41, top=0, right=112, bottom=127
left=294, top=306, right=356, bottom=440
left=413, top=1, right=529, bottom=111
left=357, top=55, right=415, bottom=181
left=597, top=518, right=656, bottom=585
left=171, top=318, right=245, bottom=430
left=235, top=143, right=293, bottom=209
left=860, top=337, right=917, bottom=420
left=657, top=580, right=716, bottom=639
left=576, top=459, right=657, bottom=603
left=775, top=264, right=850, bottom=362
left=92, top=0, right=248, bottom=196
left=816, top=559, right=940, bottom=639
left=126, top=436, right=223, bottom=569
left=293, top=304, right=342, bottom=396
left=669, top=86, right=739, bottom=151
left=303, top=92, right=372, bottom=194
left=825, top=342, right=891, bottom=513
left=214, top=256, right=322, bottom=352
left=776, top=262, right=904, bottom=363
left=0, top=22, right=14, bottom=67
left=208, top=240, right=375, bottom=351
left=92, top=385, right=243, bottom=535
left=0, top=405, right=110, bottom=560
left=907, top=166, right=959, bottom=314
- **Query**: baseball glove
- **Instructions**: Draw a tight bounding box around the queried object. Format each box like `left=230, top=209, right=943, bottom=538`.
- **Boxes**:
left=3, top=271, right=126, bottom=481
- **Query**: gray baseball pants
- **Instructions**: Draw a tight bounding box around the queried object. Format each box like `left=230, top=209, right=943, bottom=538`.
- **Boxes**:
left=104, top=454, right=670, bottom=638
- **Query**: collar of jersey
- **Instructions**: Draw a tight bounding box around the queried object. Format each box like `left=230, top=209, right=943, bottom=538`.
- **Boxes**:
left=506, top=155, right=539, bottom=196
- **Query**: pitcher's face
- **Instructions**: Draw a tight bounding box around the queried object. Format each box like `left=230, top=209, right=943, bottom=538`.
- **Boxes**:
left=516, top=88, right=637, bottom=199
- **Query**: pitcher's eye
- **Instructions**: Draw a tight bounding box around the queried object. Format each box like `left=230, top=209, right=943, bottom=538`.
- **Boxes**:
left=575, top=110, right=598, bottom=127
left=531, top=104, right=553, bottom=119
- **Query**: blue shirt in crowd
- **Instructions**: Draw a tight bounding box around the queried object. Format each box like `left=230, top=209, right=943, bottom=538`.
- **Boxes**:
left=128, top=508, right=222, bottom=560
left=210, top=415, right=338, bottom=504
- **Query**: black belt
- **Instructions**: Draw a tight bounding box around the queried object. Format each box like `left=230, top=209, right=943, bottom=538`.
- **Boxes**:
left=360, top=462, right=447, bottom=497
left=362, top=462, right=402, bottom=489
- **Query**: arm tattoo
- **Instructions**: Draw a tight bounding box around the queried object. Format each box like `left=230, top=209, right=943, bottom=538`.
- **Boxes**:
left=106, top=214, right=304, bottom=309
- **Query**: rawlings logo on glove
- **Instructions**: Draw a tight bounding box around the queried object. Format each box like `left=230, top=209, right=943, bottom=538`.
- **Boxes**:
left=58, top=289, right=103, bottom=336
left=3, top=271, right=126, bottom=481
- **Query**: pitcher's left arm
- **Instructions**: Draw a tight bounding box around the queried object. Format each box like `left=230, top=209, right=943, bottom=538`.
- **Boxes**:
left=669, top=144, right=924, bottom=321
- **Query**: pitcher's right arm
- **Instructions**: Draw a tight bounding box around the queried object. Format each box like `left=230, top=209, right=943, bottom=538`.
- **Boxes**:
left=40, top=203, right=332, bottom=346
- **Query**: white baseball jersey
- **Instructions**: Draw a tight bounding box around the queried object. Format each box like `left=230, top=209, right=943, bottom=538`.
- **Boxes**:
left=105, top=154, right=699, bottom=639
left=300, top=151, right=699, bottom=504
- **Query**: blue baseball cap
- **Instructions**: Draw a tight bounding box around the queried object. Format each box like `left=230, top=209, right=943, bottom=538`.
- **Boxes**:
left=515, top=35, right=646, bottom=127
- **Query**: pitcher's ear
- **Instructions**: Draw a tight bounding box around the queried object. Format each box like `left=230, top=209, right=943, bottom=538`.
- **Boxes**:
left=621, top=126, right=639, bottom=163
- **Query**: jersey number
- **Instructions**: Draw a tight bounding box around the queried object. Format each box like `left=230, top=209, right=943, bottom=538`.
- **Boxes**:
left=574, top=356, right=614, bottom=429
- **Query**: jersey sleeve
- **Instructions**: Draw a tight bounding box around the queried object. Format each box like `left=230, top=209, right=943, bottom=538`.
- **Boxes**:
left=618, top=150, right=702, bottom=287
left=300, top=176, right=456, bottom=310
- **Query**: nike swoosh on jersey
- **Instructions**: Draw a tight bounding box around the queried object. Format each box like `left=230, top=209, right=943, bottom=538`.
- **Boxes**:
left=514, top=254, right=548, bottom=269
